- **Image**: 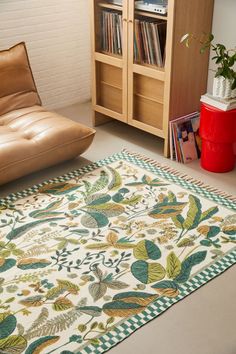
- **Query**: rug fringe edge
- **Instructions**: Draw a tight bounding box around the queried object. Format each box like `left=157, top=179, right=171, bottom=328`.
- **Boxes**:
left=122, top=149, right=236, bottom=203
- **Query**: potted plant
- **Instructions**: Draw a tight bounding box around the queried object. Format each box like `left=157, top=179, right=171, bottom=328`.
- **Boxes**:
left=181, top=33, right=236, bottom=100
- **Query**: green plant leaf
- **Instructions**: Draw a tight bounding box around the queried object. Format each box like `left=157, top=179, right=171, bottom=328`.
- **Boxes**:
left=89, top=282, right=107, bottom=301
left=168, top=192, right=177, bottom=203
left=231, top=79, right=236, bottom=90
left=25, top=336, right=59, bottom=354
left=20, top=295, right=44, bottom=308
left=222, top=225, right=236, bottom=236
left=113, top=291, right=158, bottom=306
left=151, top=280, right=178, bottom=290
left=45, top=286, right=65, bottom=300
left=183, top=195, right=202, bottom=230
left=133, top=240, right=161, bottom=261
left=112, top=193, right=124, bottom=203
left=78, top=324, right=87, bottom=332
left=86, top=203, right=125, bottom=217
left=0, top=258, right=16, bottom=273
left=171, top=214, right=185, bottom=229
left=177, top=238, right=194, bottom=248
left=106, top=317, right=115, bottom=325
left=200, top=239, right=211, bottom=247
left=151, top=280, right=179, bottom=297
left=107, top=166, right=122, bottom=191
left=6, top=218, right=63, bottom=240
left=38, top=182, right=80, bottom=195
left=90, top=321, right=98, bottom=330
left=87, top=170, right=109, bottom=195
left=103, top=300, right=145, bottom=317
left=53, top=297, right=74, bottom=311
left=56, top=279, right=79, bottom=294
left=73, top=229, right=89, bottom=236
left=0, top=335, right=27, bottom=354
left=121, top=195, right=142, bottom=206
left=17, top=258, right=51, bottom=270
left=200, top=206, right=219, bottom=223
left=206, top=226, right=221, bottom=238
left=174, top=251, right=207, bottom=283
left=78, top=306, right=102, bottom=317
left=0, top=314, right=17, bottom=339
left=209, top=33, right=214, bottom=42
left=90, top=338, right=100, bottom=346
left=81, top=211, right=109, bottom=228
left=105, top=280, right=129, bottom=290
left=98, top=322, right=105, bottom=330
left=166, top=252, right=181, bottom=278
left=85, top=194, right=111, bottom=206
left=29, top=200, right=63, bottom=218
left=149, top=201, right=186, bottom=220
left=131, top=260, right=166, bottom=284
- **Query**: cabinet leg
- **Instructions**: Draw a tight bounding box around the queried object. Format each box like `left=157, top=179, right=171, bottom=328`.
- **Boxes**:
left=93, top=110, right=112, bottom=127
left=164, top=138, right=170, bottom=158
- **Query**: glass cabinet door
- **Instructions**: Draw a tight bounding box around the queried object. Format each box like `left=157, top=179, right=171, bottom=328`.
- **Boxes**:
left=91, top=0, right=128, bottom=122
left=127, top=0, right=168, bottom=135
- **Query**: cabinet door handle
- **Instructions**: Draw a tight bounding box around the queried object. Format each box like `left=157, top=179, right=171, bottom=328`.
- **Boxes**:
left=123, top=18, right=127, bottom=22
left=128, top=19, right=133, bottom=23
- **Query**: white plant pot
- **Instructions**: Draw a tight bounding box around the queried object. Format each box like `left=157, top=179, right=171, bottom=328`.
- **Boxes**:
left=231, top=87, right=236, bottom=99
left=213, top=76, right=236, bottom=99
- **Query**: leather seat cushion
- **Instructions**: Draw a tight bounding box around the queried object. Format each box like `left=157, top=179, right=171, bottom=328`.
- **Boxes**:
left=0, top=42, right=41, bottom=116
left=0, top=106, right=95, bottom=185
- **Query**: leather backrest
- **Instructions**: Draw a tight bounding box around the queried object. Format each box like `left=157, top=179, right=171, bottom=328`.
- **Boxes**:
left=0, top=42, right=41, bottom=116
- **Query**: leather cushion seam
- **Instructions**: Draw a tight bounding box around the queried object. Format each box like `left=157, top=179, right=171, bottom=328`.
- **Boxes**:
left=0, top=131, right=95, bottom=172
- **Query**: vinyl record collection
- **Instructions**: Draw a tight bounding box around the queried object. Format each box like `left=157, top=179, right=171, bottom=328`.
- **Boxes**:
left=134, top=19, right=166, bottom=67
left=101, top=9, right=166, bottom=66
left=101, top=10, right=123, bottom=55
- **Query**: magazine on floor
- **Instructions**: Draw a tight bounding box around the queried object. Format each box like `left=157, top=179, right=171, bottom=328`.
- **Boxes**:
left=169, top=112, right=201, bottom=163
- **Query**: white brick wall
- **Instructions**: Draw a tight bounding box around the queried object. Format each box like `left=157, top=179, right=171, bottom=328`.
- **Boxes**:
left=0, top=0, right=91, bottom=109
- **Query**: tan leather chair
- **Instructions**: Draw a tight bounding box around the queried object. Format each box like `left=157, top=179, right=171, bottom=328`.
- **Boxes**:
left=0, top=43, right=95, bottom=185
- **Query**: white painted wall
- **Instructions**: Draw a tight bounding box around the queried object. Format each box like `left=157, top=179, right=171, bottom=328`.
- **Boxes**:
left=0, top=0, right=91, bottom=109
left=207, top=0, right=236, bottom=93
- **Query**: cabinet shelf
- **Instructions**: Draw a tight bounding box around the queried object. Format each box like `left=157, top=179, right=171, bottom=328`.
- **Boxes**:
left=94, top=52, right=123, bottom=67
left=91, top=0, right=214, bottom=157
left=134, top=61, right=165, bottom=71
left=133, top=63, right=165, bottom=81
left=135, top=10, right=168, bottom=21
left=101, top=80, right=122, bottom=91
left=98, top=2, right=122, bottom=11
left=134, top=93, right=163, bottom=105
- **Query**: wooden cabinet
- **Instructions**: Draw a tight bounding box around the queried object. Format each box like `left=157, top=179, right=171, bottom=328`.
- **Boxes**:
left=90, top=0, right=214, bottom=156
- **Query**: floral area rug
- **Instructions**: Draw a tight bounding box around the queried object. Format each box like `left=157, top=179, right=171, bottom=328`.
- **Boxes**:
left=0, top=150, right=235, bottom=354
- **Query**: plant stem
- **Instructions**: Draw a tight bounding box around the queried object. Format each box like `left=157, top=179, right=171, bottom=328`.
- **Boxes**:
left=183, top=245, right=200, bottom=261
left=47, top=341, right=69, bottom=354
left=175, top=228, right=187, bottom=243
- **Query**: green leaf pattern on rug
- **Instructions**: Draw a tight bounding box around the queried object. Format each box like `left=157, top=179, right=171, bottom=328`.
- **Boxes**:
left=0, top=158, right=235, bottom=353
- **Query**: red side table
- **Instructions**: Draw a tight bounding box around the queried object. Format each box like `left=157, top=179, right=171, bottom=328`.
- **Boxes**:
left=200, top=103, right=236, bottom=172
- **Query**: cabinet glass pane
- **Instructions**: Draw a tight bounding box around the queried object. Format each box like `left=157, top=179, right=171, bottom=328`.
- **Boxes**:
left=133, top=0, right=167, bottom=68
left=95, top=1, right=124, bottom=58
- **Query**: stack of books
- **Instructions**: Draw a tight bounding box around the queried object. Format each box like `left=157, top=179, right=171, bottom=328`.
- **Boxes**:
left=101, top=10, right=123, bottom=55
left=200, top=93, right=236, bottom=111
left=134, top=19, right=166, bottom=67
left=169, top=112, right=201, bottom=163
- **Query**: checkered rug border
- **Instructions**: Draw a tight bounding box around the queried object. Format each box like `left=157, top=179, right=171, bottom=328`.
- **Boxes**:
left=0, top=150, right=235, bottom=354
left=1, top=151, right=235, bottom=211
left=78, top=249, right=236, bottom=354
